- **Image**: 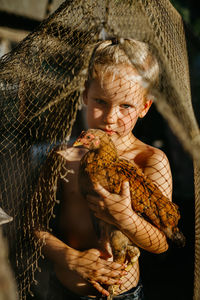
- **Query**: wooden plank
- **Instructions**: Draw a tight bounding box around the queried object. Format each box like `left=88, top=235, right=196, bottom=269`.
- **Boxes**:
left=0, top=0, right=49, bottom=21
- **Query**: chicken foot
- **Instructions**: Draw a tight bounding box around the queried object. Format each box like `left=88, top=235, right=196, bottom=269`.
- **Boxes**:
left=107, top=245, right=140, bottom=300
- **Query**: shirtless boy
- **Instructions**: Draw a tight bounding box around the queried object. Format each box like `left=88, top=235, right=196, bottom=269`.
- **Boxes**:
left=35, top=39, right=172, bottom=299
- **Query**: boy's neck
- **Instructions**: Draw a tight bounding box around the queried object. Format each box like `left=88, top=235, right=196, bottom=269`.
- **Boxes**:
left=112, top=133, right=137, bottom=155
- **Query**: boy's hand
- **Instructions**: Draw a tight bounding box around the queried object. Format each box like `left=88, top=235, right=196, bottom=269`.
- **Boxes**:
left=87, top=181, right=133, bottom=228
left=66, top=248, right=126, bottom=296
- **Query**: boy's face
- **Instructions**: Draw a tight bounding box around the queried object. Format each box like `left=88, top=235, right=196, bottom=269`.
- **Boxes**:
left=83, top=66, right=152, bottom=144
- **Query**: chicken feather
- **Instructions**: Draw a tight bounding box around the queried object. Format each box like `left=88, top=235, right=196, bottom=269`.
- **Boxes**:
left=73, top=128, right=185, bottom=298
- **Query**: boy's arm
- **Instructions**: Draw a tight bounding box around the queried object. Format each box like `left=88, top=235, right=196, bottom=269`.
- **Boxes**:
left=31, top=148, right=126, bottom=296
left=88, top=181, right=168, bottom=254
left=34, top=229, right=127, bottom=297
left=143, top=150, right=172, bottom=200
left=88, top=150, right=172, bottom=254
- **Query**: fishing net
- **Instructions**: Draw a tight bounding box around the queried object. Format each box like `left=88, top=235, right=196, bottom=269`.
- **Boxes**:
left=0, top=0, right=199, bottom=299
left=0, top=209, right=17, bottom=300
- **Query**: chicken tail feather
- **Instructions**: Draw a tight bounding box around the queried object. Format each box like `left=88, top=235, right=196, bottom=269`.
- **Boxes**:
left=163, top=227, right=186, bottom=247
left=171, top=230, right=186, bottom=247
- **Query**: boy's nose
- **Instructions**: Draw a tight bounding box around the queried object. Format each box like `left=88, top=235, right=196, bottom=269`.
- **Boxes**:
left=103, top=107, right=117, bottom=124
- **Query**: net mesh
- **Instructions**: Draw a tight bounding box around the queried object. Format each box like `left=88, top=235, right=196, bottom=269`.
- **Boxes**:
left=0, top=0, right=199, bottom=299
left=0, top=212, right=17, bottom=300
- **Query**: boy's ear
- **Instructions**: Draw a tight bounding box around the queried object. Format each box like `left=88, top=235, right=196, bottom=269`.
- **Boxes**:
left=82, top=89, right=88, bottom=105
left=83, top=82, right=89, bottom=105
left=139, top=99, right=153, bottom=118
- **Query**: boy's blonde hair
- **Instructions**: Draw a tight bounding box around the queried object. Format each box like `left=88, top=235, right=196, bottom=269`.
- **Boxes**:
left=87, top=38, right=160, bottom=98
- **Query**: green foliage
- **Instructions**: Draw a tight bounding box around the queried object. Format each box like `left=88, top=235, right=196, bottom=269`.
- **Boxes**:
left=171, top=0, right=200, bottom=36
left=193, top=18, right=200, bottom=36
left=170, top=0, right=190, bottom=23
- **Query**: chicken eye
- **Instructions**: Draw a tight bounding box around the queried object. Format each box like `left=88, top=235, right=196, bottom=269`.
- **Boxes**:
left=86, top=135, right=91, bottom=139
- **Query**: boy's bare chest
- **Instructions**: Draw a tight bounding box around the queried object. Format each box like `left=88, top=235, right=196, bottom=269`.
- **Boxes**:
left=58, top=159, right=98, bottom=249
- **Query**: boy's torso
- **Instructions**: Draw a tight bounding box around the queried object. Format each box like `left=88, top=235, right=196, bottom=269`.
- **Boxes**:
left=57, top=140, right=154, bottom=248
left=54, top=140, right=159, bottom=296
left=58, top=147, right=98, bottom=250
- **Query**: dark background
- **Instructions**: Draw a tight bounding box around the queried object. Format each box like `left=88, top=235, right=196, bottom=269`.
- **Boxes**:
left=139, top=1, right=200, bottom=298
left=0, top=1, right=199, bottom=299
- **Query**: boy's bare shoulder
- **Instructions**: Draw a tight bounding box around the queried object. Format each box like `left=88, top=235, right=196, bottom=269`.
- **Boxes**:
left=130, top=141, right=172, bottom=198
left=145, top=144, right=170, bottom=170
left=129, top=140, right=170, bottom=173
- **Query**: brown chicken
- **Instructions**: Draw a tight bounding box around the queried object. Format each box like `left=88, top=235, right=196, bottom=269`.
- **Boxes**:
left=73, top=128, right=185, bottom=298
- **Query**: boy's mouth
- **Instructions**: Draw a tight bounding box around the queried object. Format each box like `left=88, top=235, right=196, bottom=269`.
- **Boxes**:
left=100, top=128, right=116, bottom=135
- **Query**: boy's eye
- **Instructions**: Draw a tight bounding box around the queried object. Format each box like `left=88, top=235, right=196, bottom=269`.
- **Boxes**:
left=94, top=99, right=106, bottom=105
left=121, top=104, right=131, bottom=109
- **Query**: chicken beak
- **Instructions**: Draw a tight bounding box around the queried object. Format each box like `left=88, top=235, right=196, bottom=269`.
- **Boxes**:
left=73, top=139, right=83, bottom=147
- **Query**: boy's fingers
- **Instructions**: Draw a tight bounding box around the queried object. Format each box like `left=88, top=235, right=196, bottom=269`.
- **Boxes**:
left=87, top=195, right=104, bottom=208
left=90, top=280, right=109, bottom=297
left=94, top=181, right=130, bottom=199
left=89, top=248, right=101, bottom=258
left=93, top=183, right=110, bottom=198
left=99, top=276, right=121, bottom=286
left=87, top=198, right=106, bottom=214
left=103, top=259, right=126, bottom=272
left=104, top=268, right=127, bottom=278
left=121, top=181, right=130, bottom=197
